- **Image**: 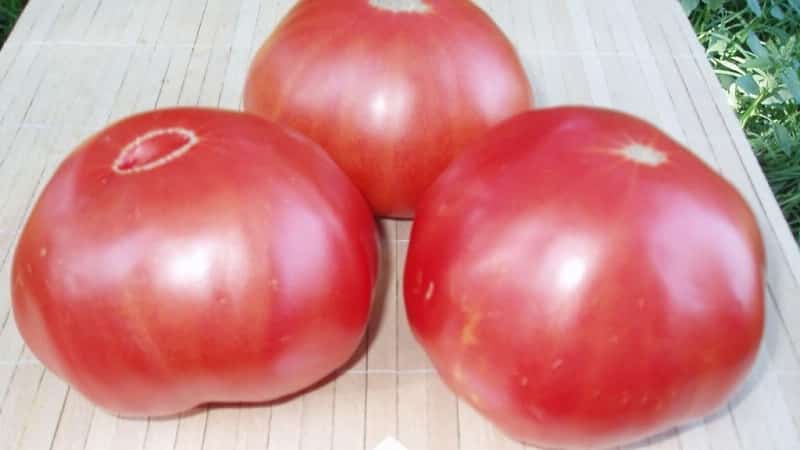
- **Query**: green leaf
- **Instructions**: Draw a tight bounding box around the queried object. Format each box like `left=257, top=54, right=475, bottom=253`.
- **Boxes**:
left=781, top=69, right=800, bottom=103
left=770, top=5, right=785, bottom=19
left=746, top=32, right=769, bottom=58
left=708, top=36, right=728, bottom=54
left=764, top=72, right=779, bottom=90
left=746, top=0, right=763, bottom=16
left=737, top=74, right=760, bottom=95
left=762, top=94, right=785, bottom=105
left=682, top=0, right=700, bottom=14
left=728, top=83, right=739, bottom=109
left=776, top=88, right=794, bottom=102
left=718, top=74, right=736, bottom=89
left=703, top=0, right=726, bottom=9
left=774, top=124, right=793, bottom=155
left=774, top=28, right=790, bottom=41
left=788, top=0, right=800, bottom=15
left=743, top=56, right=773, bottom=70
left=718, top=59, right=746, bottom=75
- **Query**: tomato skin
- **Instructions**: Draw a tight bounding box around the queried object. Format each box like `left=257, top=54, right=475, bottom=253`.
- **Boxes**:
left=244, top=0, right=532, bottom=218
left=12, top=108, right=378, bottom=417
left=404, top=107, right=764, bottom=449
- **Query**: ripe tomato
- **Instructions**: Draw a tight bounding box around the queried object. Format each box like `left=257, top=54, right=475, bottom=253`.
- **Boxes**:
left=404, top=107, right=764, bottom=449
left=244, top=0, right=532, bottom=218
left=12, top=108, right=378, bottom=417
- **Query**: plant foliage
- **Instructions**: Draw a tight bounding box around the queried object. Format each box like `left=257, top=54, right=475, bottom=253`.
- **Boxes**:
left=684, top=0, right=800, bottom=241
left=0, top=0, right=26, bottom=48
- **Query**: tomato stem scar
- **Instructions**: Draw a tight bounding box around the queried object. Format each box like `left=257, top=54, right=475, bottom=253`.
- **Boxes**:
left=368, top=0, right=432, bottom=14
left=618, top=144, right=668, bottom=167
left=112, top=127, right=199, bottom=175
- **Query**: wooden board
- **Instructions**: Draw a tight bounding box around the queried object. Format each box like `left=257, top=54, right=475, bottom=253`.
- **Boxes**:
left=0, top=1, right=798, bottom=449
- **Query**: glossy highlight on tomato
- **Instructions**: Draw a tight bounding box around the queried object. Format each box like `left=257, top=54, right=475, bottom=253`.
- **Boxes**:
left=244, top=0, right=533, bottom=218
left=12, top=108, right=379, bottom=417
left=404, top=107, right=765, bottom=449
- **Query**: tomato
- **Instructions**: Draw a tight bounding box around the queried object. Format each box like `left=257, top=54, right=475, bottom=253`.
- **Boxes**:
left=404, top=107, right=764, bottom=449
left=244, top=0, right=532, bottom=218
left=12, top=108, right=379, bottom=417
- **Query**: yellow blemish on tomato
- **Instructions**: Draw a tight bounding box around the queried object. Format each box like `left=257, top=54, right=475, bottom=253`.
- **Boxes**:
left=369, top=0, right=432, bottom=14
left=461, top=304, right=481, bottom=346
left=469, top=393, right=482, bottom=406
left=618, top=143, right=668, bottom=167
left=39, top=247, right=47, bottom=257
left=453, top=364, right=464, bottom=383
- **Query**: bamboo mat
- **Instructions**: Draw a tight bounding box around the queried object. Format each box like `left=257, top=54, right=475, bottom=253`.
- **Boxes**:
left=0, top=1, right=799, bottom=449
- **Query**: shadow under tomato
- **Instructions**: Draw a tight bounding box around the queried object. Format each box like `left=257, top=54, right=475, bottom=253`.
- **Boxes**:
left=144, top=219, right=398, bottom=421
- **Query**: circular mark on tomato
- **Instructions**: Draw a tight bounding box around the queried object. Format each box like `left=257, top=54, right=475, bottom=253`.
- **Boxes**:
left=369, top=0, right=431, bottom=14
left=112, top=127, right=199, bottom=174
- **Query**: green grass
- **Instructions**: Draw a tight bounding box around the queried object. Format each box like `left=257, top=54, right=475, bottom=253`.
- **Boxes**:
left=0, top=0, right=26, bottom=48
left=683, top=0, right=800, bottom=241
